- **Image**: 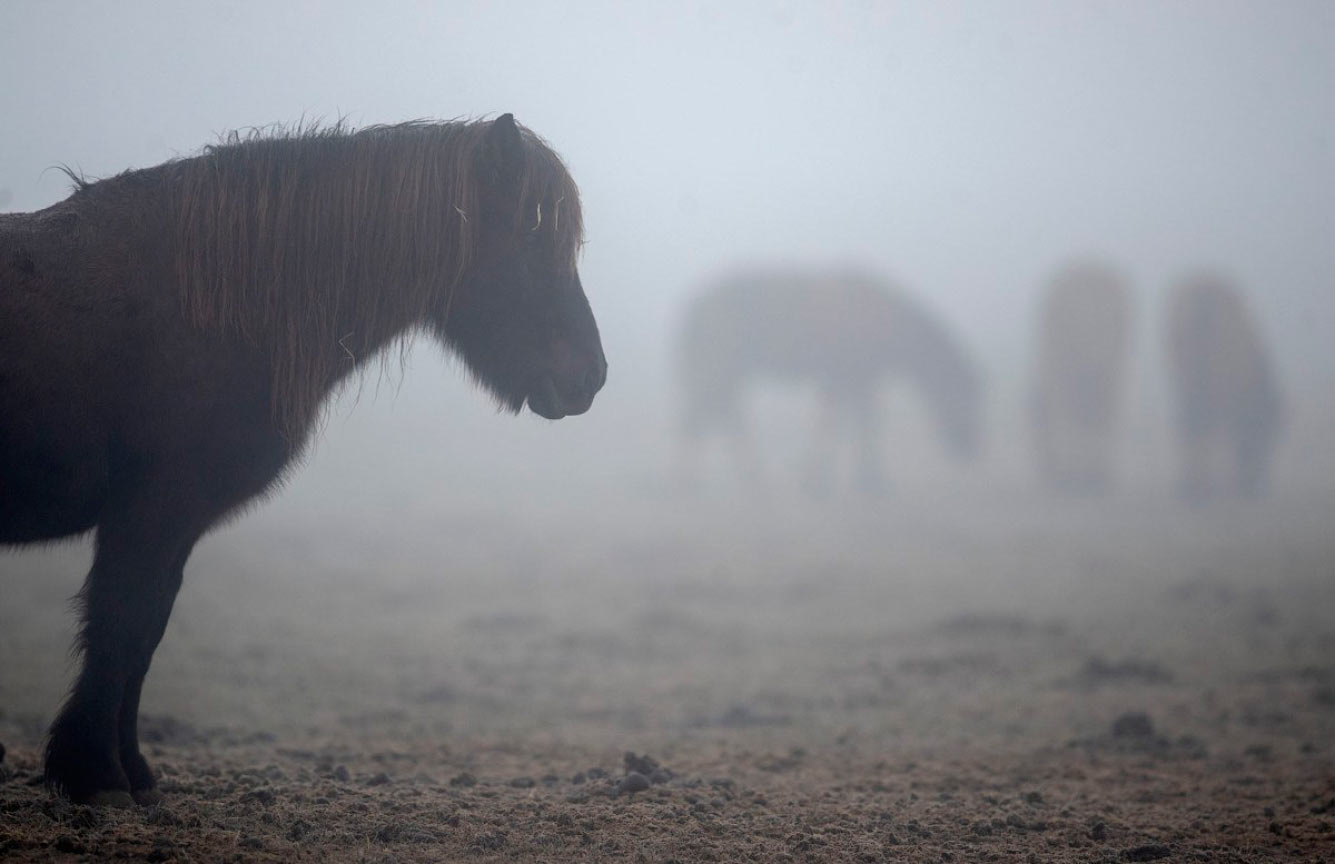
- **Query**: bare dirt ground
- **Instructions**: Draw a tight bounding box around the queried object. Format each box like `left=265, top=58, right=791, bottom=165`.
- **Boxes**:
left=2, top=483, right=1333, bottom=862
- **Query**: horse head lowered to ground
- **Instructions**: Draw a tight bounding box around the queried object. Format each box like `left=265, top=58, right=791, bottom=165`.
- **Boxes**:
left=677, top=269, right=980, bottom=494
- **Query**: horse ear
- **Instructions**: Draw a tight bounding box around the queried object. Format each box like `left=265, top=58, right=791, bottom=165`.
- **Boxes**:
left=484, top=113, right=524, bottom=180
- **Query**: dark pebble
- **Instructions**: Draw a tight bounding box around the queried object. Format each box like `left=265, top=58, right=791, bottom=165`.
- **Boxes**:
left=0, top=741, right=6, bottom=764
left=366, top=771, right=392, bottom=786
left=648, top=768, right=673, bottom=785
left=1122, top=843, right=1171, bottom=861
left=449, top=772, right=477, bottom=788
left=241, top=788, right=275, bottom=805
left=624, top=752, right=660, bottom=775
left=54, top=835, right=84, bottom=854
left=571, top=771, right=587, bottom=785
left=586, top=767, right=608, bottom=780
left=1090, top=821, right=1108, bottom=841
left=1023, top=791, right=1043, bottom=805
left=617, top=772, right=650, bottom=794
left=509, top=776, right=535, bottom=788
left=332, top=765, right=350, bottom=782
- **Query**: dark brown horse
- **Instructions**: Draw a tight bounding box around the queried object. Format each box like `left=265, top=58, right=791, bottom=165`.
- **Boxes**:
left=1029, top=260, right=1133, bottom=493
left=1164, top=273, right=1282, bottom=501
left=0, top=115, right=606, bottom=805
left=678, top=269, right=980, bottom=494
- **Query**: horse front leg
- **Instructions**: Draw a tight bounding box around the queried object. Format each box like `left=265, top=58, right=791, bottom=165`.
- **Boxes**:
left=851, top=397, right=887, bottom=496
left=800, top=393, right=840, bottom=498
left=45, top=500, right=197, bottom=807
left=118, top=548, right=191, bottom=804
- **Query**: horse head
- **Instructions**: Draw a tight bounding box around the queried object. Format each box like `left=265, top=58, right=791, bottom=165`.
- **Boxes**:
left=437, top=114, right=606, bottom=419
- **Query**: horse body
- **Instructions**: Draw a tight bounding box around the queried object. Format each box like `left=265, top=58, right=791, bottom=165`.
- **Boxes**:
left=1165, top=274, right=1281, bottom=500
left=1, top=195, right=277, bottom=543
left=678, top=269, right=979, bottom=493
left=0, top=116, right=605, bottom=805
left=1029, top=261, right=1133, bottom=493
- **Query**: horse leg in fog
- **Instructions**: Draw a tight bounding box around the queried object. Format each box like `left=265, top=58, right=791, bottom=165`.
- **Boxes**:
left=1234, top=426, right=1272, bottom=499
left=44, top=481, right=204, bottom=806
left=728, top=421, right=768, bottom=494
left=851, top=395, right=887, bottom=496
left=678, top=392, right=765, bottom=496
left=800, top=391, right=842, bottom=498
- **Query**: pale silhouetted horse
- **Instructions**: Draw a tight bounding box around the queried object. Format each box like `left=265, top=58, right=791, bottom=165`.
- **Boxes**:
left=1029, top=261, right=1133, bottom=493
left=0, top=116, right=606, bottom=805
left=1164, top=273, right=1282, bottom=501
left=678, top=269, right=980, bottom=494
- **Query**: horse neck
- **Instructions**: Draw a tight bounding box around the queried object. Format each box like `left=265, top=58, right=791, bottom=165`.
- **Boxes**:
left=172, top=130, right=477, bottom=438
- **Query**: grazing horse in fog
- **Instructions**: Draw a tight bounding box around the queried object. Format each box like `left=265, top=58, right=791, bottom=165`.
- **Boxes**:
left=1029, top=261, right=1133, bottom=493
left=678, top=269, right=980, bottom=494
left=1165, top=274, right=1282, bottom=501
left=0, top=115, right=606, bottom=806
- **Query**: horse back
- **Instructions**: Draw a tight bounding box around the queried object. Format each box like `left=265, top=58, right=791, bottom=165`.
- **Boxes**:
left=682, top=272, right=908, bottom=381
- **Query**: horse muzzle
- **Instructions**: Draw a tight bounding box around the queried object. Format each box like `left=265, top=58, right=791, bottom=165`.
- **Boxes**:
left=527, top=347, right=607, bottom=420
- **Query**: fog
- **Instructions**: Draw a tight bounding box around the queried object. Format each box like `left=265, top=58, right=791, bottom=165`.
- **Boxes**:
left=2, top=1, right=1331, bottom=555
left=3, top=4, right=1335, bottom=854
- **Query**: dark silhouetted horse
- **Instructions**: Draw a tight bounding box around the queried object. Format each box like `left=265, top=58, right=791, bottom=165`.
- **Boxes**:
left=1029, top=261, right=1133, bottom=493
left=0, top=115, right=606, bottom=805
left=1164, top=273, right=1282, bottom=501
left=678, top=269, right=980, bottom=494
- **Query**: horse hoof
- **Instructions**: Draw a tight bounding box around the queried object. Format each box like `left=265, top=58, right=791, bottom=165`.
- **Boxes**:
left=132, top=788, right=164, bottom=806
left=87, top=789, right=137, bottom=809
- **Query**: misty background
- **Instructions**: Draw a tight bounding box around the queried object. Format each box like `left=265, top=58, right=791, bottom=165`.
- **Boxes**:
left=2, top=0, right=1333, bottom=555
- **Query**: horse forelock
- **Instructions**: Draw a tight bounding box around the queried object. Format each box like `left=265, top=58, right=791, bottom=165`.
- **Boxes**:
left=157, top=117, right=582, bottom=440
left=512, top=129, right=584, bottom=275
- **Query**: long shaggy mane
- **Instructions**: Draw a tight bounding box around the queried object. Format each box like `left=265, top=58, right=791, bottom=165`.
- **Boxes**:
left=100, top=117, right=583, bottom=438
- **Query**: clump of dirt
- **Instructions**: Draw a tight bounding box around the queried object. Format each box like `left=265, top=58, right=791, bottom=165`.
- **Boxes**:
left=1070, top=711, right=1210, bottom=759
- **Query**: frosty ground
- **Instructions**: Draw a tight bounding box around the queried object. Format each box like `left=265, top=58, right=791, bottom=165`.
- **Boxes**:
left=2, top=483, right=1332, bottom=862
